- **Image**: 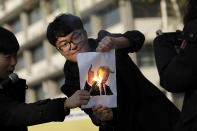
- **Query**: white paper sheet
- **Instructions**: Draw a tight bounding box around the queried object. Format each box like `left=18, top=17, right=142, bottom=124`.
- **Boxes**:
left=77, top=49, right=117, bottom=109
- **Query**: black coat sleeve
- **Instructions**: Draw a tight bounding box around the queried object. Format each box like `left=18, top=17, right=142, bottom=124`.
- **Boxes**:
left=0, top=94, right=69, bottom=126
left=97, top=30, right=145, bottom=53
left=122, top=30, right=145, bottom=53
left=153, top=35, right=178, bottom=76
left=162, top=43, right=197, bottom=92
left=153, top=34, right=197, bottom=93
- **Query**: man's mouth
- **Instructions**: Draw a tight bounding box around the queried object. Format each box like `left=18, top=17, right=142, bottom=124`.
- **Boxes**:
left=71, top=49, right=80, bottom=55
left=72, top=46, right=83, bottom=54
left=72, top=46, right=78, bottom=50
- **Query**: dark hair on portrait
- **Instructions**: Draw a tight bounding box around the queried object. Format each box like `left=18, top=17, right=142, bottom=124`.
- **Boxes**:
left=0, top=27, right=19, bottom=54
left=183, top=0, right=197, bottom=25
left=47, top=13, right=84, bottom=46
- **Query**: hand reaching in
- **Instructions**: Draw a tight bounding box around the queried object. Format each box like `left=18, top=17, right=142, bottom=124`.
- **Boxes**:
left=92, top=105, right=113, bottom=121
left=64, top=90, right=90, bottom=110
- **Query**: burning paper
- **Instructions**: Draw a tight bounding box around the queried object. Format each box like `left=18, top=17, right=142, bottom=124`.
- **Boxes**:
left=77, top=49, right=117, bottom=109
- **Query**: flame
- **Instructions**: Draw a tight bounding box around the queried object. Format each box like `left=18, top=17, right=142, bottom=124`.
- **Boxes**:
left=93, top=69, right=104, bottom=84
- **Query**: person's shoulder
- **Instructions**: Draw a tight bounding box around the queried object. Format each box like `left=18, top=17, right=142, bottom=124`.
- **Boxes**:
left=15, top=78, right=26, bottom=85
left=14, top=78, right=28, bottom=89
left=18, top=78, right=26, bottom=83
left=185, top=19, right=197, bottom=26
left=154, top=34, right=165, bottom=42
left=153, top=33, right=171, bottom=47
left=183, top=19, right=197, bottom=35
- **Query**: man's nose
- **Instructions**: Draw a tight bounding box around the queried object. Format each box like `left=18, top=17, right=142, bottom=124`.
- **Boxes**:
left=10, top=56, right=17, bottom=66
left=70, top=43, right=78, bottom=50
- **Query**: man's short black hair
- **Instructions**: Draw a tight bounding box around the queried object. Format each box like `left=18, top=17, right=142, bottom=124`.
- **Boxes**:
left=47, top=13, right=84, bottom=46
left=0, top=27, right=19, bottom=54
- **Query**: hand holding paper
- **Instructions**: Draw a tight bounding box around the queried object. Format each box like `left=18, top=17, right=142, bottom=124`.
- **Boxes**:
left=92, top=105, right=113, bottom=121
left=96, top=36, right=130, bottom=52
left=96, top=36, right=115, bottom=52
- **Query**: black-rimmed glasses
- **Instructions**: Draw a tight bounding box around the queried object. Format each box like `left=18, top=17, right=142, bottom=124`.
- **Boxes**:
left=56, top=30, right=86, bottom=52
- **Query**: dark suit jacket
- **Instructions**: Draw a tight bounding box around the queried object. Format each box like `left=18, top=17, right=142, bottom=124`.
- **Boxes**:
left=153, top=19, right=197, bottom=131
left=84, top=81, right=113, bottom=96
left=0, top=79, right=69, bottom=131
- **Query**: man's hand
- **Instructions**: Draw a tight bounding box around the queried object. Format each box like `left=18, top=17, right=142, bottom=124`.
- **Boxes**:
left=64, top=90, right=90, bottom=111
left=88, top=64, right=94, bottom=85
left=96, top=36, right=130, bottom=52
left=92, top=105, right=113, bottom=121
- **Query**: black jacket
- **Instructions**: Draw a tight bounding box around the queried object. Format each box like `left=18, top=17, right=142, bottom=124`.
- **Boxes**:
left=153, top=19, right=197, bottom=131
left=0, top=78, right=69, bottom=131
left=61, top=30, right=180, bottom=131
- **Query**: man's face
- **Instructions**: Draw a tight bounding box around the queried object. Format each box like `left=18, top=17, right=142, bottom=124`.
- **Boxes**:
left=101, top=70, right=109, bottom=84
left=0, top=53, right=17, bottom=79
left=55, top=29, right=89, bottom=62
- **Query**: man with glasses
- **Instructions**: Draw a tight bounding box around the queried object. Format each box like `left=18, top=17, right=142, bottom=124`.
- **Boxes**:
left=56, top=30, right=86, bottom=51
left=55, top=29, right=89, bottom=62
left=46, top=13, right=180, bottom=131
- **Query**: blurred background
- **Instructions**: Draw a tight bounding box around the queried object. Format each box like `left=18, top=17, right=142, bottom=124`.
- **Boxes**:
left=0, top=0, right=186, bottom=130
